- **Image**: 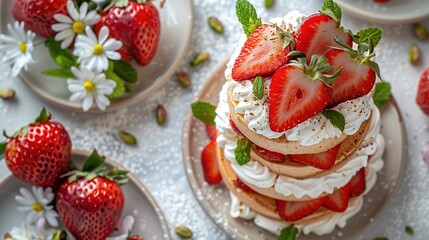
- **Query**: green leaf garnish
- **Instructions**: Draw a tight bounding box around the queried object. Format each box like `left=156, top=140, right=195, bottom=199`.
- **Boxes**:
left=191, top=101, right=217, bottom=125
left=112, top=60, right=138, bottom=83
left=367, top=60, right=382, bottom=80
left=405, top=225, right=414, bottom=236
left=373, top=82, right=391, bottom=109
left=111, top=0, right=129, bottom=7
left=35, top=107, right=51, bottom=123
left=355, top=27, right=382, bottom=48
left=321, top=0, right=342, bottom=23
left=277, top=225, right=299, bottom=240
left=252, top=76, right=264, bottom=100
left=45, top=37, right=76, bottom=69
left=42, top=69, right=74, bottom=79
left=82, top=150, right=105, bottom=172
left=104, top=71, right=125, bottom=100
left=236, top=0, right=262, bottom=37
left=235, top=138, right=252, bottom=165
left=322, top=109, right=345, bottom=131
left=0, top=142, right=7, bottom=160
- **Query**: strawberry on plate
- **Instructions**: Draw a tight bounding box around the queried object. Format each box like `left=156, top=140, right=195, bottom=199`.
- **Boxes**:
left=201, top=139, right=222, bottom=184
left=350, top=168, right=366, bottom=197
left=232, top=24, right=293, bottom=81
left=56, top=150, right=127, bottom=240
left=416, top=68, right=429, bottom=115
left=229, top=117, right=245, bottom=137
left=235, top=178, right=256, bottom=193
left=13, top=0, right=68, bottom=37
left=95, top=1, right=160, bottom=65
left=255, top=145, right=286, bottom=162
left=0, top=108, right=72, bottom=188
left=268, top=53, right=341, bottom=132
left=206, top=124, right=217, bottom=140
left=277, top=197, right=326, bottom=222
left=323, top=183, right=351, bottom=212
left=289, top=144, right=341, bottom=170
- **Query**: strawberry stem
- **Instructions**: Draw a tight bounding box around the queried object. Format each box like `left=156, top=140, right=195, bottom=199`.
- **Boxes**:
left=34, top=107, right=51, bottom=123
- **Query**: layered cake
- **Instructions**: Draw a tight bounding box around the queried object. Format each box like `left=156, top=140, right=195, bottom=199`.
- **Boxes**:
left=214, top=0, right=386, bottom=236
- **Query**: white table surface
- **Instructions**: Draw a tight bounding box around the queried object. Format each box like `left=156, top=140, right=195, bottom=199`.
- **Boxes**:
left=1, top=0, right=429, bottom=239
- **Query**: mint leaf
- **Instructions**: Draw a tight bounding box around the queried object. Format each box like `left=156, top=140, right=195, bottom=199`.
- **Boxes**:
left=0, top=142, right=7, bottom=160
left=367, top=60, right=382, bottom=80
left=321, top=0, right=342, bottom=22
left=42, top=69, right=74, bottom=79
left=355, top=28, right=382, bottom=47
left=82, top=150, right=105, bottom=172
left=111, top=0, right=129, bottom=7
left=45, top=37, right=76, bottom=68
left=322, top=109, right=345, bottom=131
left=104, top=71, right=125, bottom=100
left=113, top=60, right=137, bottom=83
left=278, top=225, right=299, bottom=240
left=253, top=76, right=264, bottom=100
left=236, top=0, right=262, bottom=37
left=191, top=101, right=217, bottom=125
left=373, top=82, right=391, bottom=109
left=235, top=138, right=252, bottom=165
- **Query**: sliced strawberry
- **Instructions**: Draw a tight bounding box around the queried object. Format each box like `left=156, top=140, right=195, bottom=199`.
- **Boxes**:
left=373, top=0, right=390, bottom=3
left=255, top=145, right=285, bottom=162
left=295, top=14, right=352, bottom=58
left=232, top=24, right=292, bottom=81
left=235, top=178, right=256, bottom=193
left=326, top=49, right=376, bottom=107
left=289, top=144, right=341, bottom=170
left=416, top=68, right=429, bottom=115
left=323, top=183, right=351, bottom=212
left=277, top=197, right=325, bottom=222
left=269, top=65, right=332, bottom=132
left=201, top=139, right=222, bottom=184
left=206, top=125, right=217, bottom=140
left=350, top=168, right=366, bottom=197
left=229, top=117, right=245, bottom=137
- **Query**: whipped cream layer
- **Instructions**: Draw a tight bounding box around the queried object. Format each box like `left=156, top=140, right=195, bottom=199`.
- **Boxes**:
left=225, top=11, right=373, bottom=146
left=229, top=151, right=384, bottom=236
left=215, top=77, right=384, bottom=198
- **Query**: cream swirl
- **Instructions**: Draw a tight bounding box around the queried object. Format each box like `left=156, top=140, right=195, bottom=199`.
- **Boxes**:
left=229, top=192, right=256, bottom=220
left=231, top=161, right=276, bottom=188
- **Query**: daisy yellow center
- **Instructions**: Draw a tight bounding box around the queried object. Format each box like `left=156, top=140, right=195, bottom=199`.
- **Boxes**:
left=84, top=80, right=95, bottom=92
left=32, top=202, right=43, bottom=213
left=72, top=21, right=85, bottom=34
left=19, top=42, right=27, bottom=53
left=93, top=44, right=104, bottom=55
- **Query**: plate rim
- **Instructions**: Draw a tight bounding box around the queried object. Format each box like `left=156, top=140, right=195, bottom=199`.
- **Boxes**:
left=336, top=0, right=429, bottom=24
left=0, top=148, right=172, bottom=240
left=182, top=55, right=408, bottom=239
left=0, top=0, right=194, bottom=113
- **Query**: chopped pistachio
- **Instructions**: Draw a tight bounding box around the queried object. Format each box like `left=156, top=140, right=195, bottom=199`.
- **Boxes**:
left=208, top=16, right=224, bottom=34
left=156, top=104, right=167, bottom=125
left=0, top=88, right=15, bottom=100
left=175, top=226, right=192, bottom=239
left=177, top=71, right=191, bottom=88
left=190, top=51, right=209, bottom=67
left=413, top=23, right=428, bottom=41
left=409, top=44, right=420, bottom=65
left=264, top=0, right=273, bottom=8
left=118, top=131, right=137, bottom=145
left=405, top=225, right=414, bottom=236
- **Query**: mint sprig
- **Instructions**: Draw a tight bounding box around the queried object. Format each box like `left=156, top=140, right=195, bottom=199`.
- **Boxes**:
left=112, top=60, right=137, bottom=83
left=252, top=76, right=264, bottom=100
left=235, top=138, right=252, bottom=165
left=104, top=71, right=125, bottom=100
left=354, top=27, right=382, bottom=48
left=322, top=109, right=345, bottom=131
left=236, top=0, right=262, bottom=37
left=278, top=225, right=299, bottom=240
left=373, top=82, right=391, bottom=109
left=191, top=101, right=217, bottom=125
left=321, top=0, right=342, bottom=23
left=44, top=37, right=78, bottom=78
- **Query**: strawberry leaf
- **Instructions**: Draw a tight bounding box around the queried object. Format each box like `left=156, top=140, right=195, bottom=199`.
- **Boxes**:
left=236, top=0, right=262, bottom=37
left=355, top=28, right=382, bottom=47
left=235, top=138, right=252, bottom=165
left=0, top=142, right=6, bottom=160
left=321, top=0, right=342, bottom=23
left=113, top=60, right=138, bottom=83
left=42, top=69, right=74, bottom=79
left=278, top=225, right=299, bottom=240
left=112, top=0, right=129, bottom=7
left=35, top=107, right=51, bottom=123
left=82, top=150, right=105, bottom=172
left=322, top=109, right=345, bottom=131
left=252, top=76, right=264, bottom=100
left=373, top=82, right=391, bottom=109
left=104, top=71, right=125, bottom=100
left=191, top=101, right=217, bottom=125
left=45, top=37, right=76, bottom=69
left=367, top=60, right=382, bottom=80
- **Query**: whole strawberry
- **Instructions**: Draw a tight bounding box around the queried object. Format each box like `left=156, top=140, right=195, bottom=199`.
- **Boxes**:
left=95, top=0, right=161, bottom=65
left=56, top=150, right=127, bottom=240
left=0, top=108, right=71, bottom=188
left=417, top=68, right=429, bottom=115
left=12, top=0, right=68, bottom=37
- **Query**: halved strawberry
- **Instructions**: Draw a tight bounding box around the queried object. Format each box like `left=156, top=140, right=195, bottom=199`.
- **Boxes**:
left=323, top=183, right=351, bottom=212
left=350, top=168, right=366, bottom=197
left=289, top=144, right=341, bottom=170
left=416, top=68, right=429, bottom=115
left=232, top=24, right=292, bottom=81
left=235, top=178, right=256, bottom=193
left=326, top=49, right=376, bottom=107
left=255, top=145, right=285, bottom=162
left=206, top=125, right=217, bottom=140
left=229, top=117, right=245, bottom=137
left=295, top=14, right=352, bottom=59
left=277, top=197, right=326, bottom=222
left=269, top=63, right=333, bottom=132
left=201, top=139, right=222, bottom=184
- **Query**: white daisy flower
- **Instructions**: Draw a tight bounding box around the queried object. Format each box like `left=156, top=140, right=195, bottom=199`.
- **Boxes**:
left=106, top=215, right=135, bottom=240
left=4, top=223, right=36, bottom=240
left=15, top=187, right=59, bottom=227
left=73, top=26, right=122, bottom=72
left=52, top=0, right=101, bottom=49
left=0, top=21, right=35, bottom=77
left=67, top=66, right=116, bottom=111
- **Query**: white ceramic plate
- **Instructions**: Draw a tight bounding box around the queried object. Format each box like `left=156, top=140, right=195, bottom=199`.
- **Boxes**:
left=0, top=149, right=171, bottom=240
left=336, top=0, right=429, bottom=24
left=182, top=56, right=407, bottom=239
left=0, top=0, right=193, bottom=112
